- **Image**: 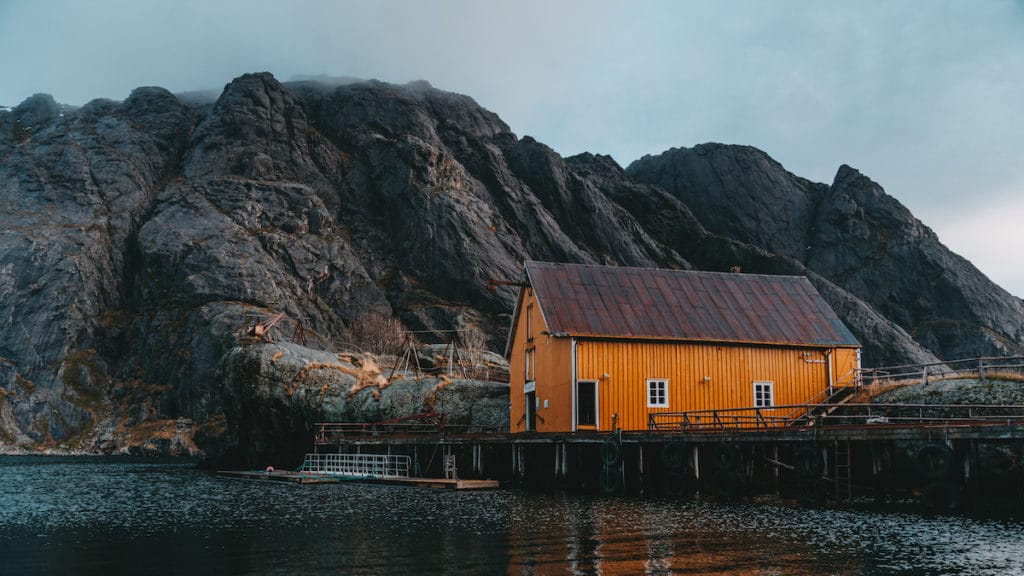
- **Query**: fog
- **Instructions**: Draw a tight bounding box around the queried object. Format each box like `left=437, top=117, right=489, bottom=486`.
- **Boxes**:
left=1, top=0, right=1022, bottom=295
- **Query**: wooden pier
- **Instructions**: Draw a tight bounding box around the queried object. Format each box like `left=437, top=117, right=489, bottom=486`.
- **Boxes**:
left=225, top=358, right=1024, bottom=512
left=217, top=469, right=500, bottom=490
left=218, top=451, right=501, bottom=490
left=218, top=470, right=343, bottom=484
left=301, top=397, right=1024, bottom=513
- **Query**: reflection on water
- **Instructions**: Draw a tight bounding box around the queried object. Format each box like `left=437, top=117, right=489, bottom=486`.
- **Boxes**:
left=1, top=456, right=1022, bottom=575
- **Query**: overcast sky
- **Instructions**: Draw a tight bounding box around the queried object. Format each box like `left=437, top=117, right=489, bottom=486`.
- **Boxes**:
left=2, top=0, right=1022, bottom=296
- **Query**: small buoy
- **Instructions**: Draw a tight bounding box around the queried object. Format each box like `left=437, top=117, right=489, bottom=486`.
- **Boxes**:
left=266, top=466, right=275, bottom=473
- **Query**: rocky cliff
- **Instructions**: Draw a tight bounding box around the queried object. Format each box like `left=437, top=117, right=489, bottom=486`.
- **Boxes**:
left=628, top=145, right=1024, bottom=361
left=1, top=72, right=1020, bottom=462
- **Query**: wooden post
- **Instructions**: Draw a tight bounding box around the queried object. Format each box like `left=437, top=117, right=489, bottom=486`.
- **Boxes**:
left=692, top=444, right=701, bottom=495
left=971, top=440, right=982, bottom=511
left=871, top=441, right=881, bottom=503
left=638, top=444, right=645, bottom=495
left=512, top=443, right=518, bottom=478
left=773, top=445, right=780, bottom=494
left=561, top=442, right=568, bottom=477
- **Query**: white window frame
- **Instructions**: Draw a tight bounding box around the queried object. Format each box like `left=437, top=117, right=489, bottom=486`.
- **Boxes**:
left=526, top=303, right=534, bottom=342
left=753, top=380, right=774, bottom=408
left=646, top=378, right=669, bottom=408
left=525, top=348, right=535, bottom=383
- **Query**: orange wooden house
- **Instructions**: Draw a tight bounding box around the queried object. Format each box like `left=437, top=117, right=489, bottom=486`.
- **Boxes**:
left=506, top=261, right=861, bottom=433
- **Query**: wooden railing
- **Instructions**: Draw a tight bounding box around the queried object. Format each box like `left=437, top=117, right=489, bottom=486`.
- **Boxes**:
left=649, top=402, right=1024, bottom=432
left=856, top=356, right=1024, bottom=387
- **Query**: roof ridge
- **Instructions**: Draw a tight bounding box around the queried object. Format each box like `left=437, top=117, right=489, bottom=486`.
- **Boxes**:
left=523, top=260, right=808, bottom=280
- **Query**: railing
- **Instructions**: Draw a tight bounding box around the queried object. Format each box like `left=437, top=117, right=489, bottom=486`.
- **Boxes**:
left=822, top=403, right=1024, bottom=426
left=780, top=369, right=859, bottom=423
left=649, top=356, right=1024, bottom=432
left=857, top=356, right=1024, bottom=387
left=650, top=406, right=801, bottom=431
left=298, top=452, right=411, bottom=478
left=649, top=402, right=1024, bottom=432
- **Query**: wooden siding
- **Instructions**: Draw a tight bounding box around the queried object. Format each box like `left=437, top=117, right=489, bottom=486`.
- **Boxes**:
left=832, top=347, right=860, bottom=385
left=574, top=339, right=855, bottom=432
left=509, top=288, right=573, bottom=432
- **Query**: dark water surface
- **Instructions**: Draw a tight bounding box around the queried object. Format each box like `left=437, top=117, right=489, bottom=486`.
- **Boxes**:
left=1, top=457, right=1023, bottom=575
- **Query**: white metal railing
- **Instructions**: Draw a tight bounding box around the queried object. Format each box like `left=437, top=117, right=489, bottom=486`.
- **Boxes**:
left=298, top=453, right=411, bottom=478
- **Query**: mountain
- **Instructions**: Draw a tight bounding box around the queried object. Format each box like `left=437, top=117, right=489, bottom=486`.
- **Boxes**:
left=627, top=145, right=1024, bottom=360
left=1, top=72, right=1020, bottom=460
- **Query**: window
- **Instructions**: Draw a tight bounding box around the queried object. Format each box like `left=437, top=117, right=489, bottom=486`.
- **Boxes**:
left=526, top=304, right=534, bottom=341
left=525, top=348, right=535, bottom=382
left=753, top=381, right=774, bottom=407
left=647, top=379, right=668, bottom=407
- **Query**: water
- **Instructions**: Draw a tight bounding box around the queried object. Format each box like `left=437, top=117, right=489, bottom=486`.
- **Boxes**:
left=2, top=457, right=1023, bottom=575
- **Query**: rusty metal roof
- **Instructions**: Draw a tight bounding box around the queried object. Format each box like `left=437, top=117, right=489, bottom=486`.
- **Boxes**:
left=525, top=261, right=859, bottom=348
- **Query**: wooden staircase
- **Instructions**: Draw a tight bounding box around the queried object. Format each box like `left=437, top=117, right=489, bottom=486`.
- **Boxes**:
left=786, top=384, right=857, bottom=427
left=812, top=386, right=857, bottom=418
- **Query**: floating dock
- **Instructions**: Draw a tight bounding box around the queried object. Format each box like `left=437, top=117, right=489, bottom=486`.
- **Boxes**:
left=218, top=452, right=500, bottom=490
left=218, top=470, right=342, bottom=484
left=218, top=469, right=498, bottom=490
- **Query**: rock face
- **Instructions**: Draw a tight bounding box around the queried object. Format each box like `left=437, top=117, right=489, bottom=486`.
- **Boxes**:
left=809, top=166, right=1024, bottom=359
left=1, top=72, right=1020, bottom=462
left=218, top=342, right=508, bottom=466
left=628, top=146, right=1024, bottom=361
left=568, top=153, right=939, bottom=368
left=624, top=144, right=827, bottom=261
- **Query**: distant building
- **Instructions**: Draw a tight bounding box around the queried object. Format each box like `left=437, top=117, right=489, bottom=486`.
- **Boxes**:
left=506, top=261, right=861, bottom=433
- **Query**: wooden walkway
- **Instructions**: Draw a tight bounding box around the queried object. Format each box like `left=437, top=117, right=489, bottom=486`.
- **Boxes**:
left=217, top=469, right=499, bottom=490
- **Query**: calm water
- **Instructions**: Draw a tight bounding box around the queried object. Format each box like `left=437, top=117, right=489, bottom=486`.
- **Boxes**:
left=1, top=457, right=1023, bottom=575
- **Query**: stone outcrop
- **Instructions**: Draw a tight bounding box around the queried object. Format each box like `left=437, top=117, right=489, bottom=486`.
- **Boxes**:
left=0, top=72, right=1019, bottom=462
left=628, top=145, right=1024, bottom=361
left=218, top=342, right=508, bottom=466
left=568, top=153, right=939, bottom=368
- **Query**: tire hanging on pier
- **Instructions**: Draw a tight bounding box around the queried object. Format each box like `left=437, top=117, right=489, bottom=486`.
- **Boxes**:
left=914, top=443, right=953, bottom=480
left=794, top=445, right=822, bottom=478
left=920, top=480, right=960, bottom=511
left=601, top=436, right=623, bottom=468
left=601, top=432, right=623, bottom=494
left=661, top=442, right=686, bottom=470
left=602, top=463, right=623, bottom=494
left=795, top=477, right=826, bottom=506
left=712, top=443, right=739, bottom=470
left=711, top=468, right=743, bottom=500
left=664, top=469, right=690, bottom=497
